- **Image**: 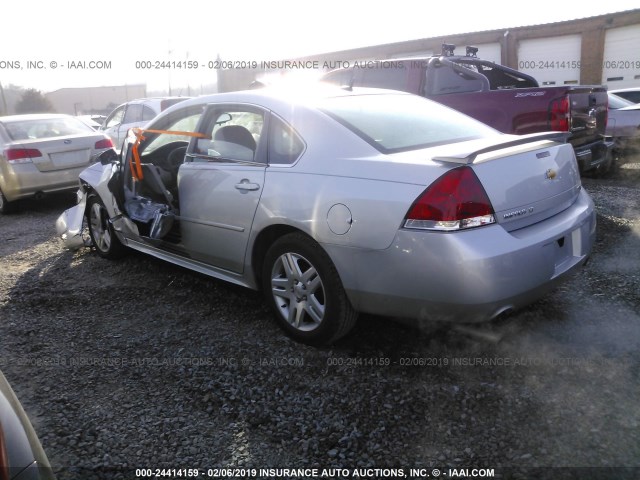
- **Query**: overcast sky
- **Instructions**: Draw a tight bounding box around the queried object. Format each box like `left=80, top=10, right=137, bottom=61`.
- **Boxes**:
left=1, top=0, right=638, bottom=92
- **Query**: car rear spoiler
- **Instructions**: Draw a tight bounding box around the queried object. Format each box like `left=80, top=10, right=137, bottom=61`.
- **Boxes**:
left=433, top=132, right=570, bottom=164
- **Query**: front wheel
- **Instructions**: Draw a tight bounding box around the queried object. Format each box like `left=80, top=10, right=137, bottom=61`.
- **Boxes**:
left=262, top=233, right=358, bottom=345
left=87, top=196, right=126, bottom=259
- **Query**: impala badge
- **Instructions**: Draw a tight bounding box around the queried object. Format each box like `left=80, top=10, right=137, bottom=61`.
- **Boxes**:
left=545, top=169, right=557, bottom=180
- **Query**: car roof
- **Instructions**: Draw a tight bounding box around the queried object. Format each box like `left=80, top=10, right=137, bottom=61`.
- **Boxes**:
left=112, top=96, right=190, bottom=109
left=161, top=85, right=413, bottom=115
left=609, top=87, right=640, bottom=93
left=126, top=96, right=188, bottom=104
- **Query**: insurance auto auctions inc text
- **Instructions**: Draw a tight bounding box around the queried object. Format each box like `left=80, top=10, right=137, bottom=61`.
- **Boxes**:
left=260, top=60, right=405, bottom=70
left=187, top=467, right=495, bottom=478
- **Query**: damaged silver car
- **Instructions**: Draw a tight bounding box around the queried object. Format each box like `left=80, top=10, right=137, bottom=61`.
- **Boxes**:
left=57, top=87, right=596, bottom=345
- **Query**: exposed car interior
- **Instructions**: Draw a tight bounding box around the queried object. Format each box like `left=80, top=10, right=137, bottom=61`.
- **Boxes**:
left=120, top=139, right=192, bottom=241
left=114, top=106, right=267, bottom=242
left=107, top=106, right=204, bottom=240
left=193, top=111, right=263, bottom=162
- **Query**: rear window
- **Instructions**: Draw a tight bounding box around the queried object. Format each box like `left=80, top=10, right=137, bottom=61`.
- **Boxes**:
left=319, top=94, right=498, bottom=153
left=3, top=117, right=94, bottom=141
left=608, top=94, right=634, bottom=110
left=613, top=91, right=640, bottom=103
left=323, top=67, right=411, bottom=91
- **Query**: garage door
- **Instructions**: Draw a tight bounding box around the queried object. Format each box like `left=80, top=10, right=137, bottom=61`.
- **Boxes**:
left=470, top=43, right=501, bottom=64
left=517, top=35, right=582, bottom=86
left=602, top=25, right=640, bottom=89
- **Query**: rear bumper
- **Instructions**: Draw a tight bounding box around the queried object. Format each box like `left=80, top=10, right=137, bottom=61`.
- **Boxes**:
left=1, top=162, right=86, bottom=202
left=328, top=189, right=595, bottom=323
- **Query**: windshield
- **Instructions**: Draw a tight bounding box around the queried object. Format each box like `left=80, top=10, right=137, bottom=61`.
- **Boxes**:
left=319, top=93, right=499, bottom=153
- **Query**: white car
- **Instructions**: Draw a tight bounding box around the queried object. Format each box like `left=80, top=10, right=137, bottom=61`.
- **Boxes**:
left=606, top=92, right=640, bottom=154
left=99, top=97, right=189, bottom=151
left=609, top=87, right=640, bottom=104
left=0, top=114, right=114, bottom=213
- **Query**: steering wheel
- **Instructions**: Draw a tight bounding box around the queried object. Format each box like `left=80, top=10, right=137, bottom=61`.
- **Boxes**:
left=167, top=146, right=188, bottom=171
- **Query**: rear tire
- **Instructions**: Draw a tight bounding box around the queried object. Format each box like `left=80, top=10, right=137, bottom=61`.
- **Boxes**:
left=0, top=188, right=17, bottom=214
left=87, top=196, right=126, bottom=259
left=262, top=233, right=358, bottom=345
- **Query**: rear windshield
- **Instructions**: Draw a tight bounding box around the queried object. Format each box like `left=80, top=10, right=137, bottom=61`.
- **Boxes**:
left=608, top=94, right=634, bottom=110
left=319, top=93, right=498, bottom=153
left=3, top=117, right=94, bottom=141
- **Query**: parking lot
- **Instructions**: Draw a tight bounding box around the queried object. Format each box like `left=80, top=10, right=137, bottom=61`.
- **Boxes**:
left=0, top=155, right=639, bottom=479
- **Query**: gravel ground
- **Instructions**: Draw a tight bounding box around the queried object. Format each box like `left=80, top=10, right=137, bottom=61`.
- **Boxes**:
left=0, top=154, right=639, bottom=480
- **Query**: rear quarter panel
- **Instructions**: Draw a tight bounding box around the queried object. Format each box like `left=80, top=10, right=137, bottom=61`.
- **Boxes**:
left=255, top=167, right=426, bottom=251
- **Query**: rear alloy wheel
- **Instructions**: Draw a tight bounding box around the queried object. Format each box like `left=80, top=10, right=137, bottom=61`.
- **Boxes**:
left=0, top=188, right=17, bottom=214
left=263, top=233, right=357, bottom=345
left=87, top=196, right=126, bottom=259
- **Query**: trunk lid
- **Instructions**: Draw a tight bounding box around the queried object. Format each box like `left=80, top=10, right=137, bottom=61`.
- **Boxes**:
left=15, top=134, right=100, bottom=172
left=433, top=133, right=581, bottom=232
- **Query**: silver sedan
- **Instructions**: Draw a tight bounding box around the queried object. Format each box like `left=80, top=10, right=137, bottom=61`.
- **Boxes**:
left=0, top=114, right=114, bottom=213
left=606, top=92, right=640, bottom=154
left=56, top=87, right=595, bottom=344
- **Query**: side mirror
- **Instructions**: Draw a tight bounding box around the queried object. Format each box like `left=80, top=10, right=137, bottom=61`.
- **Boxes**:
left=98, top=148, right=119, bottom=165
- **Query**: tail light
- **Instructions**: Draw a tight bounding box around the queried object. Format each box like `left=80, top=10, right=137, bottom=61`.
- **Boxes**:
left=4, top=147, right=42, bottom=164
left=94, top=138, right=114, bottom=149
left=549, top=96, right=570, bottom=131
left=404, top=166, right=495, bottom=231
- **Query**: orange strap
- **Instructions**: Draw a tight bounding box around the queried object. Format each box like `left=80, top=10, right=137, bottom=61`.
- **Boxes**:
left=130, top=128, right=210, bottom=180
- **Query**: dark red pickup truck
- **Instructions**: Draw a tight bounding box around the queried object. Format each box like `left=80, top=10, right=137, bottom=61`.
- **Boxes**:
left=321, top=45, right=614, bottom=174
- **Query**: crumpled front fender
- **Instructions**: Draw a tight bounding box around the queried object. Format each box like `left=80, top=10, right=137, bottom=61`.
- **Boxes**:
left=55, top=190, right=89, bottom=250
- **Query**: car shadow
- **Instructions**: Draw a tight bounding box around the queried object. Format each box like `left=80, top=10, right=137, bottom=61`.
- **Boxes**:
left=0, top=192, right=78, bottom=259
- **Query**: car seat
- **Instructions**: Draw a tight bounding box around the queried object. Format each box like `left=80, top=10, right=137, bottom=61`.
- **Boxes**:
left=214, top=125, right=256, bottom=152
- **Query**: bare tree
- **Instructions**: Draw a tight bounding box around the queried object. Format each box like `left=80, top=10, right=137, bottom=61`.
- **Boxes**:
left=15, top=89, right=55, bottom=114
